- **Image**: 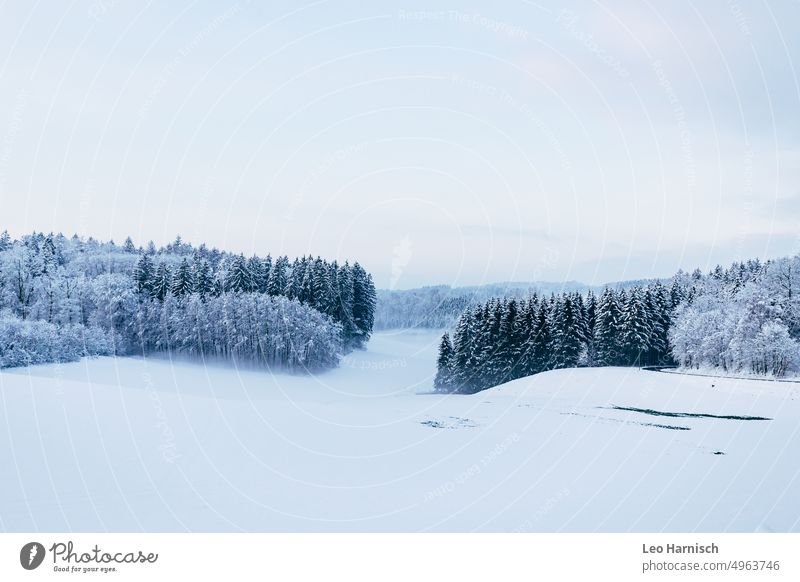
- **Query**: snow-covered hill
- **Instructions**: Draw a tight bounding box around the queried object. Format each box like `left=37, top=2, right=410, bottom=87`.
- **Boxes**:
left=1, top=330, right=798, bottom=532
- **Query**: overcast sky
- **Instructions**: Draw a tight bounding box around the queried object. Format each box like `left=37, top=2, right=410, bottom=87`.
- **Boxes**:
left=0, top=1, right=798, bottom=288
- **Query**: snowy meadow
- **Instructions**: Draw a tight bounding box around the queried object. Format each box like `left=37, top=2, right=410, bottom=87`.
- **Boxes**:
left=1, top=330, right=798, bottom=532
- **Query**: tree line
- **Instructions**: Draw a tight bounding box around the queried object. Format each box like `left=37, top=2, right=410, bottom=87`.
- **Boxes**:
left=435, top=282, right=684, bottom=393
left=375, top=281, right=659, bottom=331
left=0, top=231, right=376, bottom=371
left=436, top=256, right=800, bottom=393
left=131, top=247, right=376, bottom=350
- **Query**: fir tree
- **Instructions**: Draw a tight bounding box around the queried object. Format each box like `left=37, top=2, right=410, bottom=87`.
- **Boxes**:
left=40, top=235, right=57, bottom=274
left=193, top=257, right=214, bottom=297
left=299, top=257, right=314, bottom=304
left=133, top=254, right=155, bottom=295
left=650, top=284, right=673, bottom=365
left=267, top=256, right=289, bottom=297
left=171, top=258, right=194, bottom=297
left=311, top=257, right=333, bottom=315
left=451, top=309, right=478, bottom=393
left=285, top=258, right=304, bottom=299
left=516, top=297, right=538, bottom=376
left=584, top=290, right=598, bottom=365
left=434, top=332, right=454, bottom=392
left=478, top=299, right=505, bottom=387
left=335, top=262, right=357, bottom=344
left=551, top=295, right=583, bottom=368
left=225, top=254, right=253, bottom=293
left=531, top=300, right=552, bottom=373
left=350, top=262, right=376, bottom=349
left=247, top=256, right=267, bottom=293
left=595, top=288, right=621, bottom=366
left=496, top=299, right=522, bottom=383
left=151, top=263, right=172, bottom=301
left=620, top=288, right=652, bottom=365
left=261, top=255, right=273, bottom=293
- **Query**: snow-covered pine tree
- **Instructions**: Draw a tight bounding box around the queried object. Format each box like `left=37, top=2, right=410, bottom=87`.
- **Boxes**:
left=133, top=253, right=155, bottom=296
left=529, top=300, right=552, bottom=373
left=478, top=299, right=505, bottom=388
left=170, top=234, right=187, bottom=255
left=327, top=261, right=339, bottom=314
left=151, top=263, right=172, bottom=301
left=299, top=257, right=315, bottom=305
left=334, top=262, right=356, bottom=345
left=267, top=255, right=289, bottom=297
left=496, top=298, right=522, bottom=384
left=669, top=278, right=687, bottom=309
left=594, top=288, right=621, bottom=366
left=226, top=254, right=253, bottom=293
left=286, top=258, right=304, bottom=299
left=193, top=256, right=213, bottom=297
left=213, top=256, right=228, bottom=295
left=311, top=257, right=334, bottom=316
left=171, top=258, right=194, bottom=297
left=584, top=290, right=598, bottom=365
left=434, top=332, right=455, bottom=392
left=40, top=235, right=57, bottom=274
left=644, top=284, right=669, bottom=365
left=350, top=262, right=376, bottom=349
left=247, top=256, right=267, bottom=293
left=261, top=254, right=273, bottom=293
left=620, top=287, right=652, bottom=365
left=451, top=308, right=478, bottom=393
left=552, top=294, right=583, bottom=368
left=657, top=284, right=674, bottom=364
left=545, top=295, right=563, bottom=367
left=516, top=296, right=538, bottom=376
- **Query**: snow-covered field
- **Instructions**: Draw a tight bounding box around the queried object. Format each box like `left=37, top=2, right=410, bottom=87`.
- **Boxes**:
left=1, top=330, right=798, bottom=532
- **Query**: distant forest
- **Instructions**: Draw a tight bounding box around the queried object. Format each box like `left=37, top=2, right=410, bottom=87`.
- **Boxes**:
left=436, top=257, right=800, bottom=393
left=0, top=231, right=376, bottom=372
left=375, top=280, right=659, bottom=330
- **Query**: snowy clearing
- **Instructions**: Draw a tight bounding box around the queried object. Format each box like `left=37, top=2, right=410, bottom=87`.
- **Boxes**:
left=1, top=329, right=798, bottom=532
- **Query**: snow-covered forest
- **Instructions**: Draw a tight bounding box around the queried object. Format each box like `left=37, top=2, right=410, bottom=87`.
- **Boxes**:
left=435, top=283, right=679, bottom=394
left=0, top=231, right=376, bottom=371
left=436, top=257, right=800, bottom=393
left=670, top=256, right=800, bottom=377
left=375, top=286, right=472, bottom=329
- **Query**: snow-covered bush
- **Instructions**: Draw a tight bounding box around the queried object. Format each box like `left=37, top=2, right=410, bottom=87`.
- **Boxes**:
left=750, top=321, right=799, bottom=376
left=0, top=314, right=112, bottom=368
left=0, top=314, right=59, bottom=367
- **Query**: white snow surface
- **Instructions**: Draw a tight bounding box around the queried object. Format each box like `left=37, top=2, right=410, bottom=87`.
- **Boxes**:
left=1, top=329, right=798, bottom=532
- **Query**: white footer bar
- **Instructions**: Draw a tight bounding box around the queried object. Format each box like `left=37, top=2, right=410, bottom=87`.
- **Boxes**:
left=1, top=533, right=795, bottom=581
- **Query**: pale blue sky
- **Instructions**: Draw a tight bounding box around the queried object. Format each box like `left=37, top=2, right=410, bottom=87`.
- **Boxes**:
left=0, top=1, right=798, bottom=288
